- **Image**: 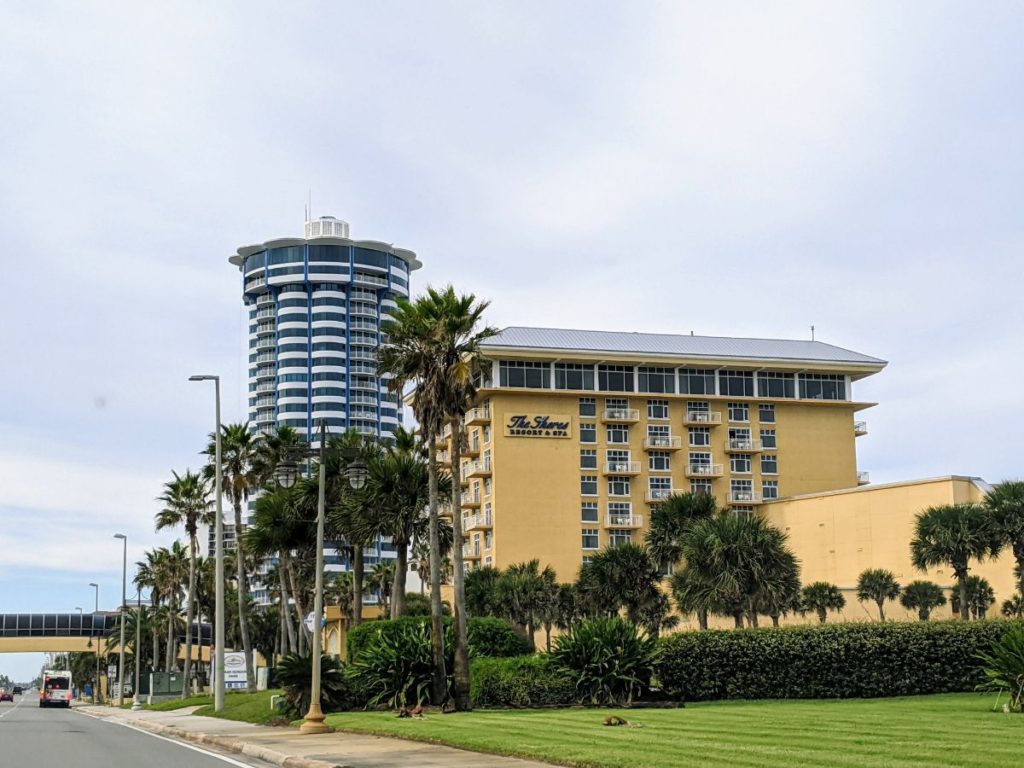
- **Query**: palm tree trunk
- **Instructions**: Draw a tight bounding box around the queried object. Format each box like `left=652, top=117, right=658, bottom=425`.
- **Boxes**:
left=698, top=609, right=708, bottom=631
left=956, top=564, right=971, bottom=621
left=771, top=613, right=780, bottom=627
left=277, top=557, right=297, bottom=653
left=391, top=537, right=409, bottom=619
left=545, top=624, right=552, bottom=653
left=165, top=602, right=176, bottom=672
left=232, top=498, right=255, bottom=691
left=877, top=601, right=886, bottom=622
left=284, top=556, right=307, bottom=655
left=732, top=611, right=744, bottom=628
left=426, top=434, right=447, bottom=704
left=450, top=418, right=472, bottom=711
left=151, top=622, right=160, bottom=676
left=182, top=535, right=197, bottom=698
left=352, top=547, right=365, bottom=627
left=817, top=608, right=827, bottom=624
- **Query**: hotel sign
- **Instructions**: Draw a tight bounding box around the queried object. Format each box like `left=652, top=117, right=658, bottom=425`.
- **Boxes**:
left=504, top=414, right=572, bottom=438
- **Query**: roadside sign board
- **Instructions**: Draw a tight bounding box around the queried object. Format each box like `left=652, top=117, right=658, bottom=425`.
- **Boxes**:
left=221, top=651, right=248, bottom=690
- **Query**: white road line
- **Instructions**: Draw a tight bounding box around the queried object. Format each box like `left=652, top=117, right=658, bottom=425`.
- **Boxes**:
left=108, top=718, right=261, bottom=768
left=0, top=695, right=28, bottom=719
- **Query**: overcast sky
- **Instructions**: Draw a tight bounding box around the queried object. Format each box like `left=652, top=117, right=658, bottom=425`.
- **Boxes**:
left=1, top=2, right=1021, bottom=680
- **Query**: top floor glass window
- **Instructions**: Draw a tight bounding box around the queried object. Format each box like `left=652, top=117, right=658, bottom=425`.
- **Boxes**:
left=679, top=368, right=715, bottom=395
left=638, top=366, right=675, bottom=393
left=647, top=400, right=669, bottom=419
left=799, top=373, right=847, bottom=400
left=598, top=364, right=634, bottom=392
left=555, top=363, right=594, bottom=391
left=499, top=360, right=550, bottom=389
left=757, top=371, right=796, bottom=398
left=719, top=369, right=754, bottom=397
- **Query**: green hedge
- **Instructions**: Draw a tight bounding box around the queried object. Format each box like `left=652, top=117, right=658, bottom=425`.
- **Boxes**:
left=347, top=616, right=528, bottom=662
left=657, top=620, right=1022, bottom=701
left=470, top=655, right=576, bottom=708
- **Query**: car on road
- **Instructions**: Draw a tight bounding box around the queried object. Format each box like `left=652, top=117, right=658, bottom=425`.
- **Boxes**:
left=12, top=685, right=23, bottom=695
left=0, top=688, right=13, bottom=702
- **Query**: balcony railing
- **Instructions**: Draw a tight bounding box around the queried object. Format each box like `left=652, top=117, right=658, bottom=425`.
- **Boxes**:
left=603, top=461, right=641, bottom=475
left=854, top=421, right=868, bottom=436
left=461, top=437, right=481, bottom=457
left=605, top=514, right=644, bottom=528
left=255, top=381, right=275, bottom=394
left=685, top=410, right=722, bottom=425
left=644, top=435, right=682, bottom=450
left=349, top=362, right=377, bottom=375
left=255, top=335, right=276, bottom=350
left=354, top=272, right=388, bottom=287
left=349, top=304, right=378, bottom=319
left=254, top=366, right=276, bottom=380
left=461, top=490, right=481, bottom=507
left=725, top=439, right=763, bottom=453
left=645, top=488, right=677, bottom=503
left=255, top=352, right=276, bottom=364
left=466, top=405, right=491, bottom=425
left=255, top=308, right=276, bottom=320
left=256, top=293, right=275, bottom=306
left=462, top=544, right=482, bottom=560
left=857, top=471, right=870, bottom=485
left=464, top=512, right=493, bottom=531
left=686, top=463, right=724, bottom=477
left=255, top=323, right=276, bottom=337
left=436, top=450, right=451, bottom=465
left=602, top=408, right=640, bottom=423
left=463, top=457, right=492, bottom=479
left=727, top=490, right=763, bottom=504
left=245, top=275, right=267, bottom=291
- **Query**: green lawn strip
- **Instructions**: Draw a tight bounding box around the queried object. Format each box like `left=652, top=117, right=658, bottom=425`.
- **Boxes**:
left=145, top=694, right=213, bottom=711
left=325, top=695, right=1024, bottom=768
left=193, top=690, right=286, bottom=725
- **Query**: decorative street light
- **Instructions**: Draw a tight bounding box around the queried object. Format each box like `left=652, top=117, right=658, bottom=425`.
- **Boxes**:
left=113, top=533, right=127, bottom=707
left=131, top=587, right=142, bottom=711
left=189, top=373, right=226, bottom=713
left=88, top=582, right=100, bottom=702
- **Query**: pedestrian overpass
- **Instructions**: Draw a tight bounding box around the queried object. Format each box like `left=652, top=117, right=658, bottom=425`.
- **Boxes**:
left=0, top=613, right=211, bottom=654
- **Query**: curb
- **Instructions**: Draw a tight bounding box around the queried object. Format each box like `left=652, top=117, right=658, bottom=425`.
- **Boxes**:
left=77, top=709, right=348, bottom=768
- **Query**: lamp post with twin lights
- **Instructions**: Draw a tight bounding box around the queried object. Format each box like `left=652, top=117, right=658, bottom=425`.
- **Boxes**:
left=113, top=533, right=127, bottom=706
left=88, top=582, right=100, bottom=702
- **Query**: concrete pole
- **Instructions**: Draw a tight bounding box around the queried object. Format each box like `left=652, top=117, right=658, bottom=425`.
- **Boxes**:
left=115, top=534, right=127, bottom=706
left=89, top=583, right=100, bottom=703
left=132, top=588, right=142, bottom=710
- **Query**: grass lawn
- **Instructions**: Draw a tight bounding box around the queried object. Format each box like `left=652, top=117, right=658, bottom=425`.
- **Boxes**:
left=325, top=693, right=1024, bottom=768
left=193, top=690, right=287, bottom=725
left=146, top=694, right=213, bottom=711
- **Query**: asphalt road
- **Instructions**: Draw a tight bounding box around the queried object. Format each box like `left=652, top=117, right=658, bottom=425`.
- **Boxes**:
left=0, top=694, right=270, bottom=768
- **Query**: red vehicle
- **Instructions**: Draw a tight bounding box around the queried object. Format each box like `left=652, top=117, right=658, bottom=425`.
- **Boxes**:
left=39, top=671, right=72, bottom=708
left=0, top=688, right=13, bottom=702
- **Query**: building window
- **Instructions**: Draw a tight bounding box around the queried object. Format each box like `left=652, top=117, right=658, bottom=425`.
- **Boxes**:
left=606, top=424, right=630, bottom=444
left=482, top=425, right=491, bottom=443
left=639, top=367, right=676, bottom=394
left=649, top=452, right=671, bottom=472
left=732, top=506, right=754, bottom=520
left=484, top=478, right=493, bottom=495
left=609, top=529, right=633, bottom=547
left=582, top=555, right=594, bottom=565
left=649, top=476, right=672, bottom=495
left=757, top=372, right=795, bottom=398
left=728, top=402, right=749, bottom=422
left=729, top=427, right=752, bottom=444
left=484, top=531, right=493, bottom=549
left=761, top=429, right=777, bottom=449
left=798, top=373, right=846, bottom=401
left=719, top=369, right=754, bottom=397
left=608, top=476, right=631, bottom=496
left=731, top=479, right=753, bottom=499
left=580, top=449, right=597, bottom=470
left=763, top=480, right=779, bottom=500
left=689, top=427, right=711, bottom=447
left=579, top=397, right=596, bottom=417
left=758, top=403, right=776, bottom=423
left=730, top=454, right=752, bottom=474
left=648, top=424, right=670, bottom=440
left=647, top=399, right=669, bottom=419
left=598, top=364, right=635, bottom=392
left=689, top=451, right=712, bottom=468
left=679, top=368, right=715, bottom=395
left=761, top=454, right=778, bottom=474
left=581, top=475, right=598, bottom=495
left=498, top=360, right=550, bottom=389
left=555, top=363, right=595, bottom=391
left=691, top=479, right=712, bottom=495
left=581, top=502, right=599, bottom=523
left=580, top=422, right=597, bottom=443
left=606, top=449, right=631, bottom=467
left=608, top=501, right=632, bottom=516
left=582, top=529, right=600, bottom=550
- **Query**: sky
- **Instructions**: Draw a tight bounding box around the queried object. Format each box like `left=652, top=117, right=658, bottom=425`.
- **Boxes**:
left=1, top=1, right=1022, bottom=680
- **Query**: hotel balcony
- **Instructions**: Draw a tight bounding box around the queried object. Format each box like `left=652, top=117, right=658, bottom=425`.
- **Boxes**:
left=643, top=435, right=682, bottom=451
left=461, top=490, right=482, bottom=508
left=602, top=461, right=641, bottom=475
left=645, top=488, right=677, bottom=503
left=353, top=272, right=388, bottom=288
left=254, top=307, right=276, bottom=320
left=255, top=336, right=276, bottom=351
left=466, top=405, right=491, bottom=425
left=464, top=512, right=493, bottom=532
left=255, top=381, right=275, bottom=394
left=724, top=439, right=763, bottom=453
left=855, top=421, right=868, bottom=436
left=255, top=322, right=276, bottom=337
left=461, top=437, right=481, bottom=457
left=462, top=544, right=482, bottom=561
left=605, top=514, right=644, bottom=528
left=686, top=463, right=724, bottom=478
left=727, top=490, right=763, bottom=505
left=462, top=457, right=492, bottom=480
left=255, top=352, right=276, bottom=364
left=601, top=408, right=640, bottom=424
left=684, top=411, right=722, bottom=426
left=256, top=293, right=275, bottom=306
left=858, top=471, right=870, bottom=485
left=436, top=449, right=452, bottom=467
left=254, top=366, right=276, bottom=381
left=245, top=275, right=267, bottom=291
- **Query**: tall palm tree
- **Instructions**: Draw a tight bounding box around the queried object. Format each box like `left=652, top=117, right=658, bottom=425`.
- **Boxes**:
left=251, top=425, right=307, bottom=487
left=204, top=422, right=259, bottom=691
left=134, top=550, right=163, bottom=668
left=900, top=580, right=947, bottom=621
left=856, top=568, right=901, bottom=622
left=801, top=582, right=846, bottom=623
left=577, top=543, right=663, bottom=624
left=910, top=503, right=998, bottom=622
left=157, top=542, right=189, bottom=672
left=366, top=560, right=395, bottom=616
left=985, top=481, right=1024, bottom=597
left=645, top=492, right=718, bottom=573
left=155, top=469, right=213, bottom=697
left=953, top=575, right=996, bottom=619
left=494, top=559, right=556, bottom=651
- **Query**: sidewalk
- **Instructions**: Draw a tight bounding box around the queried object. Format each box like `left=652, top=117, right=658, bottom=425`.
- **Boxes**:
left=76, top=704, right=553, bottom=768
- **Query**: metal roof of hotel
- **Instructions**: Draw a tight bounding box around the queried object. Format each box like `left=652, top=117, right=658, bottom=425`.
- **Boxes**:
left=482, top=327, right=886, bottom=367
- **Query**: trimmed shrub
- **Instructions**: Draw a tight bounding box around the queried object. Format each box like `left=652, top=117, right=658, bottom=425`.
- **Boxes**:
left=552, top=618, right=659, bottom=706
left=658, top=620, right=1023, bottom=702
left=470, top=655, right=576, bottom=708
left=347, top=616, right=527, bottom=662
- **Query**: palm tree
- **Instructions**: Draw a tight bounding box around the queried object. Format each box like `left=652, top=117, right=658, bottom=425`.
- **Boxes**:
left=856, top=568, right=901, bottom=621
left=577, top=543, right=662, bottom=624
left=669, top=567, right=717, bottom=630
left=801, top=582, right=846, bottom=624
left=753, top=549, right=802, bottom=627
left=910, top=503, right=998, bottom=622
left=952, top=575, right=996, bottom=619
left=204, top=422, right=259, bottom=691
left=367, top=560, right=395, bottom=616
left=325, top=571, right=354, bottom=622
left=985, top=481, right=1024, bottom=596
left=155, top=469, right=213, bottom=697
left=157, top=542, right=189, bottom=672
left=251, top=425, right=307, bottom=487
left=494, top=559, right=556, bottom=651
left=645, top=492, right=718, bottom=573
left=464, top=565, right=501, bottom=617
left=134, top=550, right=163, bottom=668
left=1002, top=594, right=1024, bottom=618
left=900, top=580, right=947, bottom=621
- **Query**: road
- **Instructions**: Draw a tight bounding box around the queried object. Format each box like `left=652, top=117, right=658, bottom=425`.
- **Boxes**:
left=0, top=693, right=271, bottom=768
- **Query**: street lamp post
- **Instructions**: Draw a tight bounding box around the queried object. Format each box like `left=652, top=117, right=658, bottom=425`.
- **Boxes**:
left=189, top=374, right=225, bottom=712
left=114, top=533, right=127, bottom=706
left=89, top=582, right=100, bottom=703
left=132, top=587, right=142, bottom=710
